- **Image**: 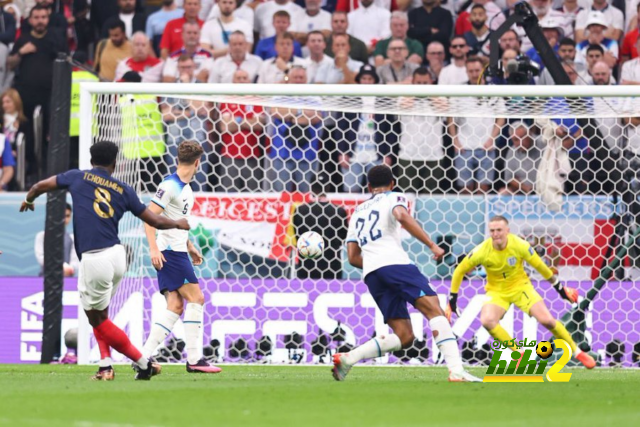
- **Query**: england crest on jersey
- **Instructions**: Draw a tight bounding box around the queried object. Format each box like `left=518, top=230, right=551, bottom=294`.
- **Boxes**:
left=508, top=256, right=517, bottom=267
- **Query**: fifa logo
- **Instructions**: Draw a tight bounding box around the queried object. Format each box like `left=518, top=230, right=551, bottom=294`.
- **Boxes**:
left=483, top=339, right=573, bottom=383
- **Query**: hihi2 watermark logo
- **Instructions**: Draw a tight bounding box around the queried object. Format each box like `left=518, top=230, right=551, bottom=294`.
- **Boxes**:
left=483, top=339, right=572, bottom=383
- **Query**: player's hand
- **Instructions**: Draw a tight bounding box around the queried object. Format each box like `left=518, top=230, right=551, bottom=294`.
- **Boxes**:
left=188, top=246, right=204, bottom=266
left=552, top=279, right=578, bottom=303
left=20, top=200, right=35, bottom=212
left=150, top=248, right=166, bottom=270
left=445, top=293, right=460, bottom=323
left=176, top=219, right=190, bottom=230
left=429, top=244, right=445, bottom=261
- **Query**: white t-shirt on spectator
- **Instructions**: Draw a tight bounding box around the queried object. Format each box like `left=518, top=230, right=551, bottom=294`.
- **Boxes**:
left=437, top=62, right=468, bottom=85
left=207, top=3, right=256, bottom=25
left=302, top=54, right=334, bottom=83
left=292, top=9, right=332, bottom=34
left=621, top=57, right=640, bottom=83
left=163, top=49, right=214, bottom=79
left=257, top=56, right=306, bottom=84
left=575, top=38, right=619, bottom=64
left=200, top=17, right=254, bottom=48
left=347, top=4, right=391, bottom=47
left=254, top=1, right=304, bottom=40
left=315, top=58, right=363, bottom=84
left=207, top=53, right=264, bottom=83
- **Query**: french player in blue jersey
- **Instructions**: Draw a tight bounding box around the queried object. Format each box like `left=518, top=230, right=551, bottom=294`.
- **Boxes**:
left=20, top=141, right=190, bottom=381
left=333, top=165, right=481, bottom=382
left=140, top=141, right=221, bottom=373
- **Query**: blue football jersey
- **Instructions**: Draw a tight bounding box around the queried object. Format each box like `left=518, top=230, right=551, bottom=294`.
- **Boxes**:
left=56, top=168, right=146, bottom=258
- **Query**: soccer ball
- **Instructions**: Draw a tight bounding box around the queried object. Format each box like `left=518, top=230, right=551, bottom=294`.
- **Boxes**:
left=536, top=340, right=554, bottom=359
left=297, top=231, right=324, bottom=259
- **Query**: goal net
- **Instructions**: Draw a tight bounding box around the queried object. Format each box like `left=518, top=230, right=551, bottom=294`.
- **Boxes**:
left=77, top=84, right=640, bottom=367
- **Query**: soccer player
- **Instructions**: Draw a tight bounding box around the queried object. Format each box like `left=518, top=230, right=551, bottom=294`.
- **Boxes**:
left=334, top=165, right=481, bottom=382
left=446, top=215, right=596, bottom=369
left=140, top=141, right=221, bottom=373
left=20, top=141, right=190, bottom=380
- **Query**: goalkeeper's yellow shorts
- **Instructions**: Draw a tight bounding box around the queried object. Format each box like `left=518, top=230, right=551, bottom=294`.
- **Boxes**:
left=484, top=285, right=543, bottom=315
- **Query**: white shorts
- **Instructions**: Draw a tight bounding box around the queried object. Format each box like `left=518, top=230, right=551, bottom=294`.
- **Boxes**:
left=78, top=244, right=126, bottom=311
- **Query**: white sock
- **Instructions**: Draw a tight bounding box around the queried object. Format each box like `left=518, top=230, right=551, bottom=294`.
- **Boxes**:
left=344, top=334, right=402, bottom=365
left=429, top=316, right=463, bottom=373
left=99, top=357, right=113, bottom=368
left=184, top=303, right=204, bottom=365
left=143, top=310, right=181, bottom=358
left=135, top=356, right=149, bottom=369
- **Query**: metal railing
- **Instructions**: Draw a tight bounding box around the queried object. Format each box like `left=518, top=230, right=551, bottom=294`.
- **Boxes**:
left=15, top=132, right=25, bottom=190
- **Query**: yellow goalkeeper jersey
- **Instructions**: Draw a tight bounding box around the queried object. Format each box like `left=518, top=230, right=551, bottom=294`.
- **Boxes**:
left=451, top=233, right=554, bottom=293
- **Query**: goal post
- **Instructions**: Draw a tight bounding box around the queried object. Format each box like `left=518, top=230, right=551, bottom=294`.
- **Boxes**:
left=77, top=82, right=640, bottom=366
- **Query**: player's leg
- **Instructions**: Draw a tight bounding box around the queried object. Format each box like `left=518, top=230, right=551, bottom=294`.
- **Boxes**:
left=178, top=282, right=221, bottom=373
left=521, top=290, right=595, bottom=369
left=142, top=291, right=183, bottom=359
left=481, top=293, right=520, bottom=352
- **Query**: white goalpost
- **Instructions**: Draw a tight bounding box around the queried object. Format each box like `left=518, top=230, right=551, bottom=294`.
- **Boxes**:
left=77, top=82, right=640, bottom=367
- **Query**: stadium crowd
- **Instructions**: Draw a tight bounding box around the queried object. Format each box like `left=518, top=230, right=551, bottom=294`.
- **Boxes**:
left=0, top=0, right=638, bottom=195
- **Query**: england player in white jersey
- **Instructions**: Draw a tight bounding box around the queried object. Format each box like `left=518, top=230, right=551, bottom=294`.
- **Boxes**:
left=141, top=141, right=221, bottom=374
left=333, top=165, right=480, bottom=382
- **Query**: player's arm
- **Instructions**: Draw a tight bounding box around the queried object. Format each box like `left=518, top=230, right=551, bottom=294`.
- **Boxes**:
left=392, top=206, right=444, bottom=260
left=447, top=248, right=482, bottom=322
left=525, top=246, right=578, bottom=303
left=144, top=202, right=166, bottom=270
left=186, top=239, right=203, bottom=266
left=347, top=242, right=363, bottom=269
left=138, top=208, right=190, bottom=230
left=20, top=176, right=59, bottom=211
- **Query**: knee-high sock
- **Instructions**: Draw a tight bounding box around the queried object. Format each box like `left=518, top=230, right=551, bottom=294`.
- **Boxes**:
left=430, top=316, right=463, bottom=372
left=550, top=322, right=578, bottom=354
left=344, top=334, right=402, bottom=365
left=488, top=325, right=519, bottom=351
left=143, top=310, right=181, bottom=359
left=94, top=319, right=148, bottom=369
left=93, top=327, right=112, bottom=367
left=184, top=303, right=203, bottom=364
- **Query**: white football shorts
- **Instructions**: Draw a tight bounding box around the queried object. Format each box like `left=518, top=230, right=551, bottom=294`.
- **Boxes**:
left=77, top=244, right=126, bottom=311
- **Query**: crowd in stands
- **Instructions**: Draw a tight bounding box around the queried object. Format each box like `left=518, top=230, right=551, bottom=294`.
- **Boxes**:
left=0, top=0, right=639, bottom=195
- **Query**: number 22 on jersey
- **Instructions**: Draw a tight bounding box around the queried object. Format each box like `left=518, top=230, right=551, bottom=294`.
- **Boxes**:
left=355, top=210, right=382, bottom=246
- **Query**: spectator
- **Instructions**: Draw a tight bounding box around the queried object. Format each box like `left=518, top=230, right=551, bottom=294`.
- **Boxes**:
left=160, top=55, right=212, bottom=191
left=561, top=59, right=581, bottom=84
left=162, top=21, right=213, bottom=82
left=58, top=0, right=92, bottom=54
left=115, top=32, right=164, bottom=82
left=575, top=12, right=618, bottom=69
left=254, top=0, right=303, bottom=40
left=217, top=69, right=266, bottom=192
left=2, top=89, right=27, bottom=154
left=207, top=31, right=263, bottom=83
left=101, top=0, right=146, bottom=39
left=95, top=19, right=132, bottom=81
left=257, top=32, right=305, bottom=83
left=620, top=4, right=640, bottom=64
left=337, top=64, right=389, bottom=192
left=377, top=39, right=419, bottom=84
left=463, top=4, right=489, bottom=57
left=519, top=0, right=572, bottom=51
left=266, top=66, right=323, bottom=192
left=200, top=0, right=253, bottom=59
left=302, top=30, right=333, bottom=83
left=90, top=0, right=144, bottom=35
left=325, top=11, right=369, bottom=64
left=34, top=203, right=79, bottom=275
left=22, top=0, right=69, bottom=40
left=315, top=33, right=362, bottom=84
left=207, top=0, right=255, bottom=24
left=0, top=132, right=15, bottom=192
left=0, top=6, right=17, bottom=47
left=335, top=0, right=393, bottom=13
left=499, top=29, right=521, bottom=54
left=374, top=11, right=424, bottom=67
left=455, top=0, right=506, bottom=35
left=146, top=0, right=184, bottom=55
left=397, top=67, right=445, bottom=194
left=347, top=0, right=391, bottom=55
left=407, top=0, right=453, bottom=55
left=500, top=122, right=541, bottom=195
left=575, top=0, right=623, bottom=43
left=424, top=41, right=446, bottom=83
left=160, top=0, right=203, bottom=59
left=293, top=173, right=348, bottom=280
left=291, top=0, right=332, bottom=45
left=526, top=17, right=563, bottom=70
left=254, top=10, right=302, bottom=60
left=621, top=37, right=640, bottom=84
left=438, top=36, right=469, bottom=85
left=538, top=37, right=585, bottom=84
left=8, top=4, right=67, bottom=182
left=448, top=56, right=505, bottom=194
left=591, top=60, right=615, bottom=85
left=555, top=0, right=582, bottom=29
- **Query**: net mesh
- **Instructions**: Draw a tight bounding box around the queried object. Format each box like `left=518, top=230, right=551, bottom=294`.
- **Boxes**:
left=82, top=86, right=640, bottom=367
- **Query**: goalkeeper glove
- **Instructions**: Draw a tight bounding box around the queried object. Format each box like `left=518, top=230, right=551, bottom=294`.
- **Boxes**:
left=551, top=277, right=578, bottom=303
left=445, top=293, right=460, bottom=323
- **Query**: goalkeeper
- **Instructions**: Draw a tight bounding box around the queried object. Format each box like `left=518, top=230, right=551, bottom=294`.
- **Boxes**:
left=446, top=215, right=595, bottom=369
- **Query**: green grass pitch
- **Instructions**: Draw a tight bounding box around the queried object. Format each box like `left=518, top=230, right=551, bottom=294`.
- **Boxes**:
left=0, top=365, right=638, bottom=427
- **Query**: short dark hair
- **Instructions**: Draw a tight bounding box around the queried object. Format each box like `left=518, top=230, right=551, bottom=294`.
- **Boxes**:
left=367, top=165, right=394, bottom=189
left=450, top=35, right=466, bottom=46
left=586, top=44, right=604, bottom=55
left=177, top=54, right=194, bottom=64
left=489, top=215, right=509, bottom=224
left=307, top=30, right=325, bottom=40
left=277, top=32, right=295, bottom=43
left=29, top=4, right=50, bottom=18
left=66, top=203, right=72, bottom=212
left=471, top=4, right=486, bottom=12
left=559, top=37, right=576, bottom=48
left=90, top=141, right=119, bottom=167
left=107, top=19, right=126, bottom=33
left=413, top=66, right=431, bottom=78
left=466, top=55, right=483, bottom=66
left=177, top=141, right=204, bottom=165
left=273, top=10, right=291, bottom=20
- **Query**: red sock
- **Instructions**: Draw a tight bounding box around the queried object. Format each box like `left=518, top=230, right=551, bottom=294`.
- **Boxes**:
left=95, top=319, right=143, bottom=363
left=93, top=327, right=112, bottom=360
